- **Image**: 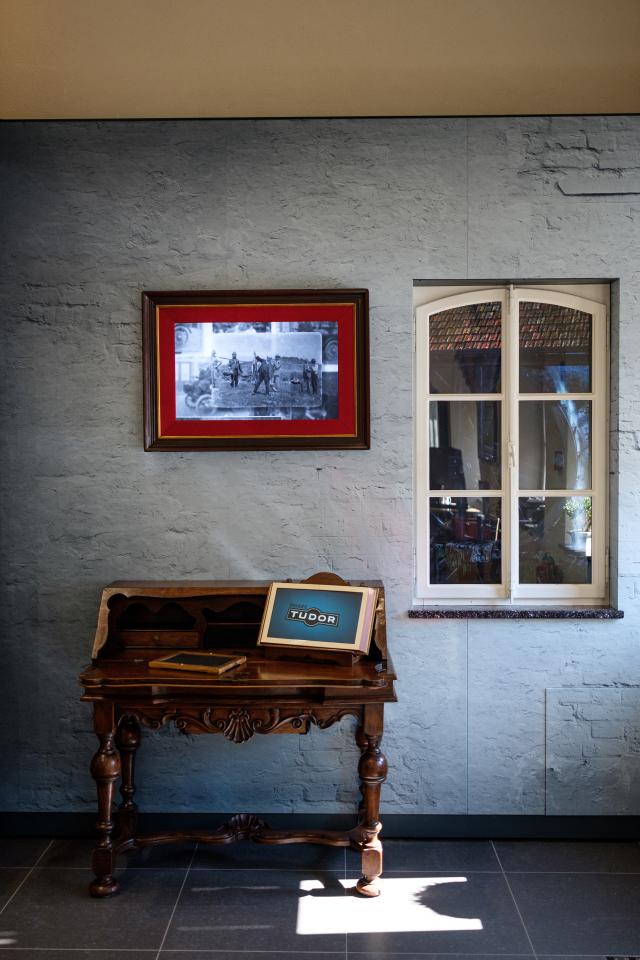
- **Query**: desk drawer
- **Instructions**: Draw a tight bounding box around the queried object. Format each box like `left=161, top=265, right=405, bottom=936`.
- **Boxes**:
left=118, top=629, right=200, bottom=648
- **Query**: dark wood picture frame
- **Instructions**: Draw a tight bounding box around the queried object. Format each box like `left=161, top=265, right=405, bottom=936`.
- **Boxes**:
left=142, top=289, right=370, bottom=451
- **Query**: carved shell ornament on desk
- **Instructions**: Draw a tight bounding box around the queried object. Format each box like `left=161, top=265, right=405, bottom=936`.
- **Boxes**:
left=123, top=706, right=361, bottom=743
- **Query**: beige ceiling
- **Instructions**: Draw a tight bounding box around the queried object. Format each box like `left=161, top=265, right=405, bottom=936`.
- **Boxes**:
left=1, top=0, right=639, bottom=119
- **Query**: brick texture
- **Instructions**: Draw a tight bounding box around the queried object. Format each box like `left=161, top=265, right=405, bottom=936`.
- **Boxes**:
left=1, top=117, right=639, bottom=815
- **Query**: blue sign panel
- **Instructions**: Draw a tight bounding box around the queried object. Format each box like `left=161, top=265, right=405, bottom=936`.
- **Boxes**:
left=268, top=586, right=364, bottom=645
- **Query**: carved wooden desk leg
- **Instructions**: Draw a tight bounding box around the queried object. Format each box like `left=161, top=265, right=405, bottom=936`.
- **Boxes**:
left=355, top=723, right=367, bottom=820
left=353, top=703, right=387, bottom=898
left=116, top=715, right=141, bottom=842
left=90, top=702, right=121, bottom=898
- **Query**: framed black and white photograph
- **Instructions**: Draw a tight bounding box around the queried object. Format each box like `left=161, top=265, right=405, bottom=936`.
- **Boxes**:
left=143, top=289, right=369, bottom=450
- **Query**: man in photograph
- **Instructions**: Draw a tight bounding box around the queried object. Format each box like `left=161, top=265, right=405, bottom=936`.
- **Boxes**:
left=270, top=355, right=281, bottom=392
left=253, top=355, right=271, bottom=395
left=228, top=351, right=241, bottom=388
left=309, top=358, right=319, bottom=394
left=210, top=350, right=221, bottom=385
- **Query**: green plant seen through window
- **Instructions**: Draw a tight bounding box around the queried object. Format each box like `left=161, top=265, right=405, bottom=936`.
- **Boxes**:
left=563, top=496, right=592, bottom=530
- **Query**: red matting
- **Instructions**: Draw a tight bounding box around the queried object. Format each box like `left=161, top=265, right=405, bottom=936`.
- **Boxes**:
left=156, top=303, right=357, bottom=439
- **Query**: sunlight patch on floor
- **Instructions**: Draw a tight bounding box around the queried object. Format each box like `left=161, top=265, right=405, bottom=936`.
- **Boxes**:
left=296, top=876, right=483, bottom=935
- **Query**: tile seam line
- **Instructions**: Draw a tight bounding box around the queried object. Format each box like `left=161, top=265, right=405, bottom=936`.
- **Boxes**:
left=155, top=841, right=198, bottom=960
left=0, top=950, right=352, bottom=955
left=27, top=864, right=350, bottom=872
left=466, top=616, right=469, bottom=814
left=0, top=954, right=556, bottom=960
left=25, top=865, right=349, bottom=872
left=0, top=946, right=368, bottom=952
left=343, top=845, right=347, bottom=960
left=544, top=688, right=548, bottom=816
left=21, top=864, right=619, bottom=874
left=0, top=838, right=54, bottom=918
left=156, top=950, right=349, bottom=955
left=491, top=839, right=539, bottom=959
left=351, top=867, right=640, bottom=875
left=483, top=868, right=640, bottom=875
left=170, top=865, right=348, bottom=872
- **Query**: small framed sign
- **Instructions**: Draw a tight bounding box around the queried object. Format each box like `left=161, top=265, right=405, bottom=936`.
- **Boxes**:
left=142, top=289, right=369, bottom=451
left=257, top=581, right=378, bottom=655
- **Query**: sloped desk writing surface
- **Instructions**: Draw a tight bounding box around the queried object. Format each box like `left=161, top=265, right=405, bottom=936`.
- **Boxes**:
left=79, top=575, right=396, bottom=898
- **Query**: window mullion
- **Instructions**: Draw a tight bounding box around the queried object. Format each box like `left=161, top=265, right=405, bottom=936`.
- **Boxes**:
left=506, top=283, right=518, bottom=602
left=415, top=305, right=429, bottom=597
left=591, top=298, right=607, bottom=597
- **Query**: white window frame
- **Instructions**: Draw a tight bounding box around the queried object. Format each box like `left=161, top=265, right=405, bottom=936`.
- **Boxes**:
left=415, top=285, right=608, bottom=606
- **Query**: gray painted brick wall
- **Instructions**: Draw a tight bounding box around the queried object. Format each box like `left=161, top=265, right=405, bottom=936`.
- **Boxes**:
left=1, top=116, right=639, bottom=815
left=546, top=686, right=640, bottom=814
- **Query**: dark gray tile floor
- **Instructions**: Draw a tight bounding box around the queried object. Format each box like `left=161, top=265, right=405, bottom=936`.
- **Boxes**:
left=0, top=837, right=639, bottom=958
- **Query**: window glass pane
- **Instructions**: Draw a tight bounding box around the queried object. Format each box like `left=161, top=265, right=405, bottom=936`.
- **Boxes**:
left=519, top=496, right=592, bottom=584
left=429, top=302, right=501, bottom=393
left=519, top=400, right=591, bottom=490
left=429, top=400, right=501, bottom=489
left=430, top=496, right=501, bottom=584
left=519, top=301, right=592, bottom=393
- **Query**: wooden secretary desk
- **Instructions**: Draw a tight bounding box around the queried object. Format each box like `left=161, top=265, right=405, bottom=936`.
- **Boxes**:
left=79, top=573, right=397, bottom=898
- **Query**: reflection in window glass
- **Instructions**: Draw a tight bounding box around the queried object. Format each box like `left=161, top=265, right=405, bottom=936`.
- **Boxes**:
left=519, top=496, right=592, bottom=584
left=430, top=496, right=501, bottom=584
left=519, top=302, right=591, bottom=393
left=519, top=400, right=591, bottom=490
left=429, top=401, right=501, bottom=490
left=429, top=302, right=501, bottom=393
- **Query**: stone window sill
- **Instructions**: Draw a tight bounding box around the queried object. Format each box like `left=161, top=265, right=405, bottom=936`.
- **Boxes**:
left=408, top=607, right=624, bottom=620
